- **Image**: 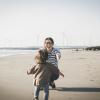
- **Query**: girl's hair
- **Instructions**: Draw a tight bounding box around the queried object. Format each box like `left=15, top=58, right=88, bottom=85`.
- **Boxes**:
left=34, top=49, right=48, bottom=64
left=44, top=37, right=54, bottom=44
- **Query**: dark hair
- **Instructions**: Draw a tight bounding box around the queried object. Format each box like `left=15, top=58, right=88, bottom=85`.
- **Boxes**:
left=39, top=49, right=48, bottom=63
left=45, top=37, right=54, bottom=44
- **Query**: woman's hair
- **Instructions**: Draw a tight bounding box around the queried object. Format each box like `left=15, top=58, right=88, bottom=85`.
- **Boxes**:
left=44, top=37, right=54, bottom=44
left=34, top=49, right=48, bottom=64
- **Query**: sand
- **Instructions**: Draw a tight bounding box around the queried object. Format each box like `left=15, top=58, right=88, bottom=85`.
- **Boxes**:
left=0, top=49, right=100, bottom=100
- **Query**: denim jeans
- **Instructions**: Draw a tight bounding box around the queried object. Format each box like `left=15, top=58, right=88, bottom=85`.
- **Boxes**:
left=50, top=73, right=59, bottom=83
left=34, top=84, right=49, bottom=100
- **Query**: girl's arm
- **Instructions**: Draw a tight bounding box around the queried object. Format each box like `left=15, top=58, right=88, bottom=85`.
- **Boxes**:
left=27, top=65, right=37, bottom=75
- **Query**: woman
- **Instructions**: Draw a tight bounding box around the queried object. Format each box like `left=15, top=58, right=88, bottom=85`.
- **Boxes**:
left=43, top=37, right=63, bottom=88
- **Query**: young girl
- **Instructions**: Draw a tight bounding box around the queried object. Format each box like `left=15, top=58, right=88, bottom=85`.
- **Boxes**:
left=27, top=49, right=64, bottom=100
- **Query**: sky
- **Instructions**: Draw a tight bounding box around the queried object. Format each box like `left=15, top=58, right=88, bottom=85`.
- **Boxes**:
left=0, top=0, right=100, bottom=47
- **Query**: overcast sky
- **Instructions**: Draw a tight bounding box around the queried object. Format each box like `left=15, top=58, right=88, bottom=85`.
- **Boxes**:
left=0, top=0, right=100, bottom=47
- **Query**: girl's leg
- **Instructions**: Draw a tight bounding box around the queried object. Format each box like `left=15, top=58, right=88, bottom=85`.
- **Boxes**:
left=34, top=86, right=40, bottom=99
left=43, top=84, right=49, bottom=100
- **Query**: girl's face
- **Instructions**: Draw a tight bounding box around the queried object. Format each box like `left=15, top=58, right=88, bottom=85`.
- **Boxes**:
left=44, top=39, right=53, bottom=52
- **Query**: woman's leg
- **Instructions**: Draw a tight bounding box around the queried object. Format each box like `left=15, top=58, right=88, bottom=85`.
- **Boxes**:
left=50, top=74, right=59, bottom=89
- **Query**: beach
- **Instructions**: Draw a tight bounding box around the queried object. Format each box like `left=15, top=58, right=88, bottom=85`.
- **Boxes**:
left=0, top=49, right=100, bottom=100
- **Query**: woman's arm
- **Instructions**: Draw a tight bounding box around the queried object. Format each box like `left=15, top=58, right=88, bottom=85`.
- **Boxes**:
left=56, top=53, right=61, bottom=61
left=59, top=70, right=64, bottom=77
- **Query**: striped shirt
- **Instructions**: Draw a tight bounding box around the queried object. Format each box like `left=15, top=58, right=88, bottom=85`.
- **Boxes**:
left=46, top=48, right=61, bottom=67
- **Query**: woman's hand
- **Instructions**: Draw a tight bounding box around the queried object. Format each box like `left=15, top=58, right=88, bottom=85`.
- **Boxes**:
left=59, top=71, right=64, bottom=77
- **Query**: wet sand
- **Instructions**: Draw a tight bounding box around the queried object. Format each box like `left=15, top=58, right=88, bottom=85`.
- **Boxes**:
left=0, top=49, right=100, bottom=100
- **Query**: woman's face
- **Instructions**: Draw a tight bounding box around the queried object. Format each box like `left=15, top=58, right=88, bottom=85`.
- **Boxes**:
left=44, top=39, right=53, bottom=51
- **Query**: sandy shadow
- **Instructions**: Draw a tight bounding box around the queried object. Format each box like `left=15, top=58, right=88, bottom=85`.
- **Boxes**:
left=55, top=87, right=100, bottom=92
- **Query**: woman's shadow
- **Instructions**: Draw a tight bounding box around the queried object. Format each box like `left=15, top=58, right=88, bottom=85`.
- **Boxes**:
left=55, top=87, right=100, bottom=92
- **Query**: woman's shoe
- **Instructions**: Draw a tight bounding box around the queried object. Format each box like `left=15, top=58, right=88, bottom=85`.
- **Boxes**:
left=50, top=82, right=56, bottom=89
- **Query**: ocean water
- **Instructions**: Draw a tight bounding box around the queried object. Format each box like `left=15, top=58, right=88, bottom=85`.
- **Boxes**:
left=0, top=49, right=35, bottom=57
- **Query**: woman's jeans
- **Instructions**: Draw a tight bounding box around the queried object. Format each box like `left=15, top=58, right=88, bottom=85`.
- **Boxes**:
left=34, top=84, right=49, bottom=100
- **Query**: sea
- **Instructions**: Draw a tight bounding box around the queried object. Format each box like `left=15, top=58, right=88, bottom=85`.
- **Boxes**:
left=0, top=49, right=36, bottom=57
left=0, top=46, right=85, bottom=57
